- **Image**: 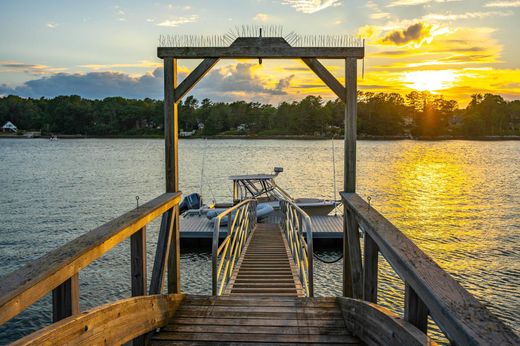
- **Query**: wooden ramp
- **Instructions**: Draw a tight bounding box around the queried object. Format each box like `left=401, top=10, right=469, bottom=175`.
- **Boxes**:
left=151, top=295, right=362, bottom=345
left=225, top=223, right=304, bottom=297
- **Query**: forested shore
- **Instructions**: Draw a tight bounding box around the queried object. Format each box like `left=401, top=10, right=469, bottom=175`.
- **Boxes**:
left=1, top=91, right=519, bottom=138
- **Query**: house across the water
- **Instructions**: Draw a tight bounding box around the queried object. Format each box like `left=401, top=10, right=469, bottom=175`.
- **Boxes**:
left=1, top=121, right=17, bottom=133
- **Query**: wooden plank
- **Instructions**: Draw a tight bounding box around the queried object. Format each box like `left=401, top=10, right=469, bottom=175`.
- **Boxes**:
left=152, top=331, right=359, bottom=344
left=174, top=58, right=219, bottom=102
left=52, top=273, right=79, bottom=322
left=163, top=324, right=350, bottom=336
left=158, top=46, right=365, bottom=59
left=169, top=316, right=346, bottom=328
left=302, top=58, right=345, bottom=103
left=164, top=57, right=181, bottom=294
left=131, top=227, right=147, bottom=297
left=149, top=209, right=174, bottom=295
left=363, top=233, right=379, bottom=303
left=0, top=192, right=181, bottom=325
left=404, top=283, right=429, bottom=334
left=345, top=210, right=362, bottom=299
left=12, top=294, right=185, bottom=346
left=341, top=192, right=520, bottom=346
left=337, top=297, right=436, bottom=346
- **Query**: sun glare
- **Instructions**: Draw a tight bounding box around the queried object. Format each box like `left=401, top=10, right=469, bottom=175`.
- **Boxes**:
left=403, top=70, right=457, bottom=92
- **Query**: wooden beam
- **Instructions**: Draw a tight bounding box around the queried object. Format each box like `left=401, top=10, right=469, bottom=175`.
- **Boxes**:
left=341, top=192, right=520, bottom=346
left=174, top=58, right=219, bottom=103
left=52, top=273, right=79, bottom=322
left=363, top=234, right=379, bottom=303
left=0, top=192, right=181, bottom=326
left=149, top=210, right=174, bottom=295
left=345, top=210, right=362, bottom=299
left=164, top=58, right=181, bottom=294
left=302, top=58, right=345, bottom=102
left=343, top=58, right=357, bottom=298
left=131, top=227, right=147, bottom=297
left=158, top=46, right=365, bottom=59
left=12, top=294, right=185, bottom=346
left=405, top=284, right=429, bottom=334
left=337, top=297, right=436, bottom=346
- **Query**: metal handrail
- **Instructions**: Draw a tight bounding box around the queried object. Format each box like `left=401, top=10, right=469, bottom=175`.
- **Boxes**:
left=212, top=199, right=257, bottom=295
left=279, top=199, right=314, bottom=297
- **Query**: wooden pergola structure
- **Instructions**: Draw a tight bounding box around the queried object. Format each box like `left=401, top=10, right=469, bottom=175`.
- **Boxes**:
left=157, top=32, right=365, bottom=297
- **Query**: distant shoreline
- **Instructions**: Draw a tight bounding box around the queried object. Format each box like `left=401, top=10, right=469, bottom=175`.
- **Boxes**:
left=2, top=134, right=519, bottom=141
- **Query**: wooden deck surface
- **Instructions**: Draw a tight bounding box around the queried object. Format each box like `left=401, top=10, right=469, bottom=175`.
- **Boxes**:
left=224, top=223, right=304, bottom=297
left=151, top=295, right=362, bottom=345
left=180, top=213, right=343, bottom=239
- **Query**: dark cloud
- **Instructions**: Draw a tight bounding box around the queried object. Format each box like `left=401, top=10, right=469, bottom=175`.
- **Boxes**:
left=0, top=63, right=294, bottom=102
left=381, top=23, right=432, bottom=46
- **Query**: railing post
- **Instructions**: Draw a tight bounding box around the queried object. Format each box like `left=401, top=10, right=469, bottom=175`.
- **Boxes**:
left=131, top=227, right=147, bottom=296
left=52, top=273, right=79, bottom=322
left=363, top=233, right=378, bottom=303
left=405, top=283, right=429, bottom=334
left=131, top=227, right=147, bottom=346
left=212, top=218, right=220, bottom=296
left=345, top=209, right=363, bottom=299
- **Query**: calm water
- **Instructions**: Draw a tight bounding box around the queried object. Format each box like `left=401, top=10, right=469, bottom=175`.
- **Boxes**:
left=0, top=138, right=518, bottom=343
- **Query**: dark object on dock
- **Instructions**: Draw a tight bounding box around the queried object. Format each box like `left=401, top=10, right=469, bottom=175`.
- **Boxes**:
left=0, top=26, right=519, bottom=346
left=179, top=192, right=202, bottom=213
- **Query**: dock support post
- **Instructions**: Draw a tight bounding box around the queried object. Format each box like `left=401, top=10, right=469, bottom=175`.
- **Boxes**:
left=52, top=273, right=79, bottom=322
left=343, top=57, right=362, bottom=298
left=363, top=234, right=378, bottom=303
left=164, top=57, right=181, bottom=294
left=405, top=283, right=429, bottom=333
left=131, top=227, right=147, bottom=346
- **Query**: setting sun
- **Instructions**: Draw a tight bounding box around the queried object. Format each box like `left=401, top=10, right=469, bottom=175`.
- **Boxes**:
left=402, top=70, right=457, bottom=92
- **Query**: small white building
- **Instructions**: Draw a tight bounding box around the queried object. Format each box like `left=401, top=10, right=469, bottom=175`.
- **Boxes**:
left=1, top=121, right=17, bottom=133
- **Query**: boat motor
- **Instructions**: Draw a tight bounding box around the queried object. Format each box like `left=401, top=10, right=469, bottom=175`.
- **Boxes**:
left=179, top=193, right=202, bottom=214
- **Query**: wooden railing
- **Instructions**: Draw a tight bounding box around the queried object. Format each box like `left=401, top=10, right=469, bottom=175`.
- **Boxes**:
left=279, top=199, right=314, bottom=297
left=0, top=192, right=182, bottom=343
left=341, top=192, right=520, bottom=346
left=212, top=199, right=257, bottom=296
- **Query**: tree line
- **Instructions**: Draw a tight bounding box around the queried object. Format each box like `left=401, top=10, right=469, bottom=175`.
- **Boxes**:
left=1, top=92, right=519, bottom=137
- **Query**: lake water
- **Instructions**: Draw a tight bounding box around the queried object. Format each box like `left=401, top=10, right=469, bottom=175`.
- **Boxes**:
left=0, top=138, right=518, bottom=344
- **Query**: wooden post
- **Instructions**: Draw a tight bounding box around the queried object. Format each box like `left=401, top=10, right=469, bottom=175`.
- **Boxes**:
left=52, top=273, right=79, bottom=322
left=164, top=57, right=181, bottom=294
left=131, top=227, right=147, bottom=346
left=363, top=233, right=378, bottom=303
left=131, top=227, right=147, bottom=296
left=405, top=283, right=429, bottom=334
left=149, top=209, right=174, bottom=294
left=343, top=57, right=358, bottom=297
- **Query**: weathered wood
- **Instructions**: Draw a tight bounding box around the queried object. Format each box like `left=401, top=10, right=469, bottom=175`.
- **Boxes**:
left=131, top=227, right=147, bottom=297
left=164, top=57, right=181, bottom=294
left=363, top=233, right=379, bottom=303
left=167, top=207, right=181, bottom=294
left=336, top=297, right=436, bottom=346
left=341, top=192, right=520, bottom=346
left=158, top=46, right=365, bottom=59
left=174, top=58, right=219, bottom=102
left=0, top=192, right=181, bottom=325
left=343, top=58, right=358, bottom=299
left=405, top=283, right=429, bottom=334
left=149, top=209, right=174, bottom=295
left=12, top=294, right=185, bottom=346
left=345, top=210, right=363, bottom=299
left=52, top=273, right=79, bottom=322
left=301, top=58, right=346, bottom=102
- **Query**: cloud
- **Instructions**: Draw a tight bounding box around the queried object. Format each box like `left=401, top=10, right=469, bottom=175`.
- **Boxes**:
left=78, top=60, right=162, bottom=70
left=0, top=61, right=66, bottom=75
left=0, top=63, right=295, bottom=102
left=366, top=1, right=391, bottom=20
left=380, top=23, right=434, bottom=46
left=485, top=0, right=520, bottom=7
left=253, top=13, right=270, bottom=22
left=114, top=6, right=125, bottom=21
left=421, top=11, right=513, bottom=21
left=157, top=15, right=199, bottom=27
left=387, top=0, right=459, bottom=7
left=281, top=0, right=341, bottom=14
left=46, top=22, right=58, bottom=29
